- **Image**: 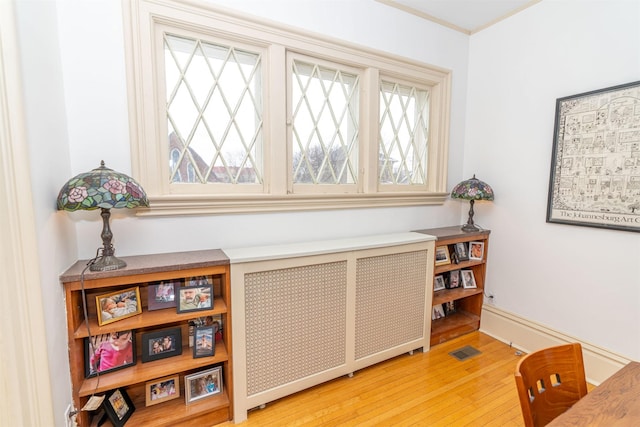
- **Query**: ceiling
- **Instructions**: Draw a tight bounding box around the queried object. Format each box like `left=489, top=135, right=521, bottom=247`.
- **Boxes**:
left=376, top=0, right=541, bottom=34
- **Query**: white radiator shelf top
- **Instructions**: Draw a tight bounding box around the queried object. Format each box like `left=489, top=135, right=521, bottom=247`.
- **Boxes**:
left=224, top=232, right=436, bottom=264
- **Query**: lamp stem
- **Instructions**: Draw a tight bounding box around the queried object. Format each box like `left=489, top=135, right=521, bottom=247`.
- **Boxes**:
left=90, top=208, right=127, bottom=271
left=100, top=208, right=115, bottom=256
left=461, top=199, right=480, bottom=232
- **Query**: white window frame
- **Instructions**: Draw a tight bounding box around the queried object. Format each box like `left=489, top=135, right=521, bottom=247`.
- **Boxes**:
left=123, top=0, right=451, bottom=216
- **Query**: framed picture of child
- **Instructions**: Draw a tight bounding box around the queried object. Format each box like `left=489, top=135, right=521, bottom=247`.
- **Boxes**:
left=147, top=280, right=179, bottom=311
left=141, top=327, right=183, bottom=363
left=453, top=242, right=470, bottom=262
left=145, top=374, right=180, bottom=407
left=434, top=275, right=446, bottom=291
left=185, top=366, right=223, bottom=404
left=84, top=330, right=136, bottom=378
left=448, top=270, right=461, bottom=289
left=461, top=269, right=477, bottom=289
left=469, top=241, right=484, bottom=260
left=96, top=287, right=142, bottom=326
left=193, top=325, right=215, bottom=358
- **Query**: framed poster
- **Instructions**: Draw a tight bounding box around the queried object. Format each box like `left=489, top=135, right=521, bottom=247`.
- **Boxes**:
left=547, top=80, right=640, bottom=232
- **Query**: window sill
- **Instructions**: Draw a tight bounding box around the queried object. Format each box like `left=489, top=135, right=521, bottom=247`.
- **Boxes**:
left=136, top=192, right=449, bottom=216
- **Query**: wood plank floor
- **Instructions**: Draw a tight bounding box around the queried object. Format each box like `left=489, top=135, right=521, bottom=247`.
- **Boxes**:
left=221, top=332, right=527, bottom=426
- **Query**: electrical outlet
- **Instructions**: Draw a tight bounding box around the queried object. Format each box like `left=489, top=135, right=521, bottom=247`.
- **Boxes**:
left=486, top=292, right=495, bottom=303
left=65, top=404, right=77, bottom=427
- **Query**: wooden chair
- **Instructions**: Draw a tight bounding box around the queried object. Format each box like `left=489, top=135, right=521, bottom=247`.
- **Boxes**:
left=514, top=343, right=588, bottom=427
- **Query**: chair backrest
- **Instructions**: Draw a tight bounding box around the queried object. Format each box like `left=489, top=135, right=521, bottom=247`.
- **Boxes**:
left=514, top=343, right=588, bottom=427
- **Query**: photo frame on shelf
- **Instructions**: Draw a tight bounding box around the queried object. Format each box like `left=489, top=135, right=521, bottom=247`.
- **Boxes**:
left=189, top=315, right=223, bottom=347
left=461, top=269, right=477, bottom=289
left=147, top=280, right=179, bottom=311
left=453, top=242, right=469, bottom=262
left=95, top=287, right=142, bottom=326
left=444, top=300, right=457, bottom=315
left=84, top=330, right=136, bottom=378
left=145, top=374, right=180, bottom=407
left=547, top=80, right=640, bottom=233
left=447, top=270, right=461, bottom=289
left=193, top=325, right=215, bottom=358
left=102, top=388, right=135, bottom=427
left=141, top=327, right=183, bottom=363
left=177, top=284, right=213, bottom=314
left=435, top=246, right=451, bottom=266
left=432, top=304, right=445, bottom=320
left=188, top=275, right=212, bottom=286
left=185, top=366, right=223, bottom=404
left=469, top=241, right=484, bottom=260
left=434, top=275, right=446, bottom=291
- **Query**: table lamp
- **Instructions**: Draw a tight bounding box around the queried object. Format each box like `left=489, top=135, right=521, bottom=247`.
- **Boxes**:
left=450, top=174, right=494, bottom=232
left=57, top=161, right=149, bottom=271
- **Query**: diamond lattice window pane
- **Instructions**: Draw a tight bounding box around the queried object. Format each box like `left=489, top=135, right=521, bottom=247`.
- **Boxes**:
left=291, top=60, right=359, bottom=185
left=164, top=34, right=263, bottom=185
left=379, top=81, right=430, bottom=185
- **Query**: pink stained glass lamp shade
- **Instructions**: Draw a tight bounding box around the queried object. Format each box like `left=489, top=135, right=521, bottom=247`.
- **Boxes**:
left=57, top=161, right=149, bottom=271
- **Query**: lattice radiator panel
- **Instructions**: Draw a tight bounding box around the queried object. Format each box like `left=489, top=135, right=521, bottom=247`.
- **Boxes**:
left=244, top=261, right=348, bottom=396
left=355, top=250, right=428, bottom=360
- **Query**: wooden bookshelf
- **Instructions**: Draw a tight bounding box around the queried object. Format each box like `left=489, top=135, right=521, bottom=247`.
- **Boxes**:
left=414, top=226, right=490, bottom=346
left=60, top=250, right=233, bottom=427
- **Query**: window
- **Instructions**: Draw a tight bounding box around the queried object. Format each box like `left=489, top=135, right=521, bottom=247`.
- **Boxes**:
left=124, top=0, right=451, bottom=215
left=379, top=80, right=430, bottom=187
left=165, top=34, right=263, bottom=186
left=290, top=56, right=360, bottom=191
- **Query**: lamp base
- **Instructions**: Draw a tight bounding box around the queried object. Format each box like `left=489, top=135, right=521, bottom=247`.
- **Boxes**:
left=90, top=255, right=127, bottom=272
left=461, top=223, right=480, bottom=232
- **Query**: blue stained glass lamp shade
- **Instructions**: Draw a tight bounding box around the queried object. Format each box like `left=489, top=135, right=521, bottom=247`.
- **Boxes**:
left=450, top=175, right=494, bottom=232
left=57, top=161, right=149, bottom=271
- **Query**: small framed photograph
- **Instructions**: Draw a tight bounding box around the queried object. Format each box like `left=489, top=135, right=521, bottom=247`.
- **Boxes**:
left=434, top=246, right=451, bottom=266
left=189, top=315, right=223, bottom=347
left=461, top=269, right=477, bottom=289
left=448, top=270, right=461, bottom=289
left=185, top=366, right=223, bottom=404
left=193, top=325, right=215, bottom=358
left=177, top=284, right=213, bottom=314
left=432, top=304, right=445, bottom=320
left=147, top=280, right=179, bottom=311
left=434, top=275, right=446, bottom=291
left=454, top=242, right=469, bottom=262
left=141, top=327, right=183, bottom=363
left=102, top=388, right=135, bottom=427
left=84, top=330, right=136, bottom=378
left=96, top=287, right=142, bottom=326
left=188, top=275, right=212, bottom=286
left=444, top=300, right=457, bottom=315
left=469, top=241, right=485, bottom=260
left=145, top=375, right=180, bottom=407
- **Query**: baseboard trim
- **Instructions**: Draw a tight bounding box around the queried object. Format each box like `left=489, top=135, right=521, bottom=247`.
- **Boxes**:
left=480, top=305, right=631, bottom=385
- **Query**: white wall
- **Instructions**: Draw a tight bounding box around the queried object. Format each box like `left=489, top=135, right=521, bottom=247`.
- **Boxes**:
left=15, top=1, right=469, bottom=425
left=466, top=0, right=640, bottom=359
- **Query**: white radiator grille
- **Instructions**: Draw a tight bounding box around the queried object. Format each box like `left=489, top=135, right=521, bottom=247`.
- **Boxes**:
left=244, top=261, right=348, bottom=396
left=355, top=250, right=428, bottom=360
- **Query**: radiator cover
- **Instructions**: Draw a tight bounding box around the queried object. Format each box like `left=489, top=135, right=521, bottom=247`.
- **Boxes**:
left=227, top=233, right=435, bottom=422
